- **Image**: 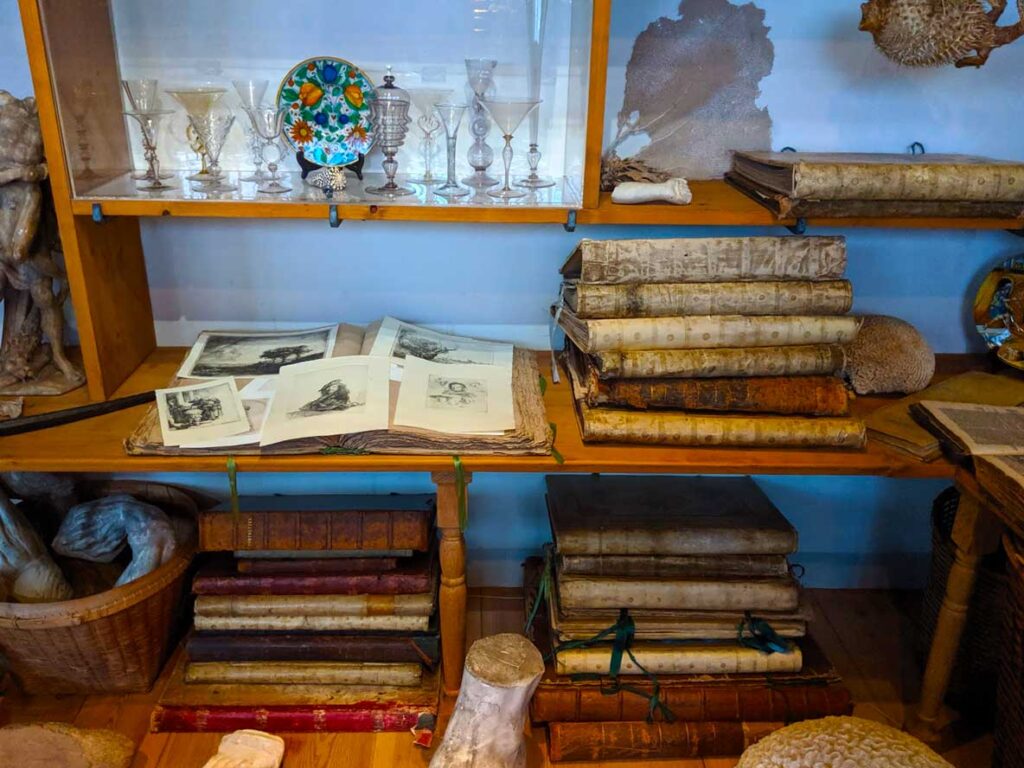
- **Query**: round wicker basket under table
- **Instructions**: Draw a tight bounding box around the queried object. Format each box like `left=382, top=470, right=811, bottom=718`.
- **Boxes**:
left=918, top=486, right=1006, bottom=721
left=0, top=546, right=193, bottom=693
left=737, top=716, right=953, bottom=768
left=997, top=534, right=1024, bottom=768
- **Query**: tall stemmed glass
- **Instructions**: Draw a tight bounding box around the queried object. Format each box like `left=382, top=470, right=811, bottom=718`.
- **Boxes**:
left=232, top=79, right=269, bottom=182
left=480, top=99, right=540, bottom=200
left=122, top=79, right=172, bottom=181
left=124, top=110, right=175, bottom=191
left=166, top=87, right=227, bottom=182
left=433, top=103, right=469, bottom=199
left=244, top=106, right=291, bottom=194
left=188, top=111, right=236, bottom=192
left=517, top=0, right=555, bottom=189
left=462, top=58, right=498, bottom=188
left=407, top=88, right=453, bottom=185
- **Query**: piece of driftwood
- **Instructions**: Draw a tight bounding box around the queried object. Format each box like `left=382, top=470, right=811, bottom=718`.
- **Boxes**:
left=200, top=730, right=285, bottom=768
left=600, top=152, right=669, bottom=192
left=0, top=91, right=83, bottom=395
left=429, top=633, right=544, bottom=768
left=0, top=722, right=135, bottom=768
left=611, top=178, right=692, bottom=205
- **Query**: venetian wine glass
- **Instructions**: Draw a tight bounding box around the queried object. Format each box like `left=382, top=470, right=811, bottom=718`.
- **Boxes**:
left=124, top=110, right=175, bottom=191
left=517, top=0, right=556, bottom=189
left=122, top=79, right=172, bottom=181
left=166, top=87, right=227, bottom=182
left=462, top=58, right=498, bottom=188
left=479, top=99, right=540, bottom=200
left=433, top=103, right=469, bottom=199
left=407, top=87, right=454, bottom=185
left=188, top=111, right=236, bottom=192
left=244, top=106, right=291, bottom=194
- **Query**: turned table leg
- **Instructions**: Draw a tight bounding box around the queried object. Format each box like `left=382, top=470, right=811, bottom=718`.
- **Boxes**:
left=909, top=488, right=1003, bottom=740
left=432, top=470, right=472, bottom=695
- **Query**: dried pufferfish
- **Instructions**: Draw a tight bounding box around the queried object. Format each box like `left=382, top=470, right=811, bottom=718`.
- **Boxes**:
left=860, top=0, right=1024, bottom=68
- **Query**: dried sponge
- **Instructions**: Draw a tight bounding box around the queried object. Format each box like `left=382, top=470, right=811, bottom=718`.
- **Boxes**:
left=843, top=315, right=935, bottom=394
left=737, top=716, right=952, bottom=768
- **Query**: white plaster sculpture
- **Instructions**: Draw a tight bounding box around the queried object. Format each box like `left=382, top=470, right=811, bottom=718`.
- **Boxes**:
left=201, top=730, right=285, bottom=768
left=611, top=177, right=692, bottom=205
left=429, top=633, right=544, bottom=768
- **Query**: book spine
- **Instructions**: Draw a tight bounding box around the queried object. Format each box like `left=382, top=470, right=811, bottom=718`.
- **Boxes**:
left=192, top=570, right=432, bottom=596
left=547, top=720, right=783, bottom=761
left=531, top=684, right=852, bottom=723
left=587, top=375, right=850, bottom=416
left=557, top=519, right=796, bottom=557
left=572, top=280, right=853, bottom=318
left=557, top=578, right=799, bottom=612
left=236, top=557, right=399, bottom=574
left=193, top=593, right=434, bottom=618
left=184, top=661, right=422, bottom=687
left=554, top=645, right=803, bottom=676
left=193, top=614, right=431, bottom=632
left=794, top=161, right=1024, bottom=202
left=198, top=509, right=433, bottom=552
left=592, top=345, right=845, bottom=379
left=558, top=554, right=790, bottom=578
left=151, top=705, right=424, bottom=733
left=574, top=315, right=861, bottom=352
left=186, top=633, right=440, bottom=665
left=579, top=406, right=866, bottom=450
left=576, top=237, right=847, bottom=284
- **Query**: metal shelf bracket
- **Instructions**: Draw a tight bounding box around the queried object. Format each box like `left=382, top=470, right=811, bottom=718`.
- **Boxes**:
left=328, top=205, right=341, bottom=228
left=91, top=203, right=104, bottom=224
left=563, top=210, right=577, bottom=233
left=786, top=217, right=807, bottom=235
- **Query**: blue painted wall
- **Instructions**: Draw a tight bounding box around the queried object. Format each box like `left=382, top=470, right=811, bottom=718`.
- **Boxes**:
left=3, top=0, right=1019, bottom=587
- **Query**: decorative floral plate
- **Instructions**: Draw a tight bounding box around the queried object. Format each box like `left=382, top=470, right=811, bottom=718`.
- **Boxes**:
left=277, top=57, right=376, bottom=167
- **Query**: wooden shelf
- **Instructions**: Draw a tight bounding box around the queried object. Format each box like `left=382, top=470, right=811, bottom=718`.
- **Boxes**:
left=0, top=350, right=959, bottom=478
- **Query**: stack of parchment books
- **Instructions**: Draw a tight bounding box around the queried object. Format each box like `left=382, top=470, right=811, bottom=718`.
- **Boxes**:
left=152, top=494, right=441, bottom=733
left=556, top=236, right=867, bottom=448
left=726, top=151, right=1024, bottom=220
left=528, top=475, right=852, bottom=762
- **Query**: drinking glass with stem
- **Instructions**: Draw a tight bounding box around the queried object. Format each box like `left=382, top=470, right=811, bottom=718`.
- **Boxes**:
left=187, top=111, right=236, bottom=193
left=243, top=106, right=291, bottom=194
left=479, top=99, right=540, bottom=200
left=433, top=103, right=469, bottom=199
left=232, top=79, right=269, bottom=182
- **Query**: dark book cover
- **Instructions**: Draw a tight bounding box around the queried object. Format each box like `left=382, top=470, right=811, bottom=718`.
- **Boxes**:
left=236, top=556, right=399, bottom=574
left=186, top=631, right=440, bottom=667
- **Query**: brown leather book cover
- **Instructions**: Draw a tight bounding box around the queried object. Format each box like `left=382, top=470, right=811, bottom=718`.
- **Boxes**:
left=198, top=494, right=436, bottom=552
left=547, top=720, right=783, bottom=761
left=558, top=552, right=789, bottom=578
left=546, top=475, right=797, bottom=555
left=186, top=631, right=440, bottom=666
left=236, top=556, right=399, bottom=574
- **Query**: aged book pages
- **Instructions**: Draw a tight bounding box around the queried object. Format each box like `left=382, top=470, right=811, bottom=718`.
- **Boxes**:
left=184, top=661, right=422, bottom=687
left=866, top=371, right=1024, bottom=460
left=554, top=643, right=803, bottom=676
left=558, top=307, right=861, bottom=352
left=733, top=151, right=1024, bottom=202
left=126, top=348, right=550, bottom=456
left=560, top=237, right=847, bottom=284
left=556, top=574, right=800, bottom=612
left=194, top=592, right=435, bottom=618
left=193, top=614, right=431, bottom=632
left=566, top=348, right=849, bottom=415
left=564, top=279, right=853, bottom=318
left=392, top=356, right=515, bottom=434
left=547, top=721, right=783, bottom=761
left=975, top=455, right=1024, bottom=538
left=913, top=402, right=1024, bottom=456
left=546, top=475, right=797, bottom=556
left=591, top=344, right=845, bottom=379
left=576, top=403, right=866, bottom=449
left=558, top=552, right=789, bottom=578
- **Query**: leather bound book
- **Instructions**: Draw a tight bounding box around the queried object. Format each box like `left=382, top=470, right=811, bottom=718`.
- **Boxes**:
left=560, top=237, right=847, bottom=284
left=184, top=661, right=422, bottom=687
left=546, top=475, right=797, bottom=556
left=590, top=344, right=845, bottom=380
left=236, top=556, right=399, bottom=574
left=193, top=545, right=436, bottom=596
left=558, top=552, right=789, bottom=578
left=547, top=720, right=783, bottom=761
left=193, top=614, right=431, bottom=632
left=554, top=642, right=803, bottom=676
left=731, top=151, right=1024, bottom=202
left=153, top=706, right=426, bottom=734
left=198, top=494, right=436, bottom=552
left=186, top=632, right=440, bottom=666
left=193, top=592, right=436, bottom=618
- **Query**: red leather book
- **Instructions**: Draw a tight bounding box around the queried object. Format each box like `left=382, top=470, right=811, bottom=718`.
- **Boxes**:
left=547, top=720, right=783, bottom=761
left=186, top=632, right=440, bottom=666
left=236, top=556, right=399, bottom=574
left=193, top=545, right=436, bottom=596
left=152, top=705, right=426, bottom=733
left=198, top=494, right=436, bottom=552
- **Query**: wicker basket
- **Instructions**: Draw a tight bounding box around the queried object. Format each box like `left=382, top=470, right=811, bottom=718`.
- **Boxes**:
left=918, top=487, right=1006, bottom=720
left=997, top=534, right=1024, bottom=768
left=0, top=546, right=193, bottom=694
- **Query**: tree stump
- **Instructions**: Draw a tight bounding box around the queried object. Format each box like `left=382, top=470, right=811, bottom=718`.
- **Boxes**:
left=430, top=633, right=544, bottom=768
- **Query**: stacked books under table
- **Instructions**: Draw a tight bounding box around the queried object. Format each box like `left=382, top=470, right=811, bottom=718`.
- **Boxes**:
left=556, top=236, right=867, bottom=449
left=152, top=494, right=441, bottom=733
left=528, top=475, right=852, bottom=762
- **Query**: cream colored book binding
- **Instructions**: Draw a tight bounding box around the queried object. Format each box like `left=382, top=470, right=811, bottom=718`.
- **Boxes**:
left=192, top=614, right=431, bottom=632
left=185, top=661, right=423, bottom=687
left=194, top=592, right=435, bottom=618
left=557, top=575, right=800, bottom=612
left=555, top=643, right=803, bottom=676
left=590, top=344, right=845, bottom=379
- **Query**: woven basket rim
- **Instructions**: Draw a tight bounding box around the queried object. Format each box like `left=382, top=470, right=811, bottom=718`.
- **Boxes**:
left=0, top=545, right=194, bottom=628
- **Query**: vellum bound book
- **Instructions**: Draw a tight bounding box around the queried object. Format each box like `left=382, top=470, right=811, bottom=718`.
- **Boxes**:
left=589, top=344, right=846, bottom=379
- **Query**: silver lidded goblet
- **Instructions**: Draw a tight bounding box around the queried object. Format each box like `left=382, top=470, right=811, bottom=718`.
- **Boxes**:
left=433, top=103, right=470, bottom=199
left=365, top=68, right=414, bottom=198
left=232, top=79, right=269, bottom=182
left=244, top=106, right=291, bottom=194
left=480, top=98, right=540, bottom=200
left=124, top=109, right=176, bottom=191
left=462, top=58, right=499, bottom=188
